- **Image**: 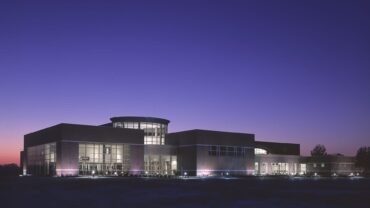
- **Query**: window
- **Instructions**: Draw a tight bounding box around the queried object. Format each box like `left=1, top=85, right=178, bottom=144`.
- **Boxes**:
left=227, top=146, right=235, bottom=156
left=254, top=148, right=267, bottom=155
left=27, top=143, right=56, bottom=176
left=208, top=145, right=247, bottom=157
left=236, top=147, right=245, bottom=157
left=140, top=122, right=168, bottom=145
left=300, top=164, right=307, bottom=174
left=220, top=146, right=227, bottom=156
left=79, top=143, right=130, bottom=175
left=113, top=122, right=123, bottom=128
left=104, top=147, right=112, bottom=154
left=255, top=162, right=259, bottom=174
left=208, top=146, right=218, bottom=156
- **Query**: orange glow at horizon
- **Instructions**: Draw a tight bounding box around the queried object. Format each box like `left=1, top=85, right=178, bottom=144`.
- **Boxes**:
left=0, top=143, right=21, bottom=165
left=0, top=152, right=20, bottom=165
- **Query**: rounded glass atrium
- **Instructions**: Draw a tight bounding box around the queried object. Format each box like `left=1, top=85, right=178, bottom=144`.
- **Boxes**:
left=110, top=116, right=170, bottom=145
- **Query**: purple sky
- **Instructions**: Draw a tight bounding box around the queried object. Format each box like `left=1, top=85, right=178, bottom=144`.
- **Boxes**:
left=1, top=0, right=369, bottom=164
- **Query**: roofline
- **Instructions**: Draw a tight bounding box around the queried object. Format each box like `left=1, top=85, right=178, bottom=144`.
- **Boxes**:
left=24, top=122, right=143, bottom=136
left=110, top=116, right=170, bottom=124
left=168, top=129, right=255, bottom=136
left=255, top=140, right=300, bottom=146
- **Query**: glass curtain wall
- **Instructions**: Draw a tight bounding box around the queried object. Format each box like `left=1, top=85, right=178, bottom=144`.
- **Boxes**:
left=254, top=148, right=267, bottom=155
left=113, top=121, right=168, bottom=145
left=27, top=143, right=56, bottom=176
left=300, top=164, right=307, bottom=175
left=144, top=155, right=177, bottom=175
left=270, top=163, right=298, bottom=175
left=79, top=143, right=130, bottom=175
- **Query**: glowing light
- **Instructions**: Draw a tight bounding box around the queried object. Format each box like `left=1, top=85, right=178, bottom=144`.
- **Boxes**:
left=56, top=168, right=79, bottom=176
left=254, top=148, right=267, bottom=155
left=197, top=169, right=210, bottom=176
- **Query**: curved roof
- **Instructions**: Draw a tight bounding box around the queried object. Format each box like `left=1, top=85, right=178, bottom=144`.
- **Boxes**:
left=110, top=116, right=170, bottom=124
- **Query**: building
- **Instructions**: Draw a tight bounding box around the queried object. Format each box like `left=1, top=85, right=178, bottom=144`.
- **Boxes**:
left=302, top=154, right=358, bottom=176
left=166, top=129, right=255, bottom=176
left=254, top=141, right=301, bottom=175
left=20, top=116, right=357, bottom=177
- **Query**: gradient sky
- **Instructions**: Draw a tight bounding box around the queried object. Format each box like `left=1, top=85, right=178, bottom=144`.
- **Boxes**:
left=1, top=0, right=369, bottom=164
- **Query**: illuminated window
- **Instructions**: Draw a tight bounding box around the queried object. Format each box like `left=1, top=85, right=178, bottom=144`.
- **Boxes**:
left=27, top=142, right=56, bottom=176
left=79, top=143, right=130, bottom=175
left=114, top=121, right=168, bottom=145
left=113, top=122, right=123, bottom=128
left=254, top=148, right=267, bottom=155
left=300, top=164, right=307, bottom=174
left=140, top=122, right=167, bottom=145
left=144, top=154, right=177, bottom=175
left=255, top=162, right=259, bottom=174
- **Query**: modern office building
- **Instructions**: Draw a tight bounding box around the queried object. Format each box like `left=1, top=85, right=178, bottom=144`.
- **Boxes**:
left=20, top=116, right=357, bottom=177
left=302, top=154, right=358, bottom=176
left=254, top=141, right=302, bottom=175
left=166, top=129, right=255, bottom=176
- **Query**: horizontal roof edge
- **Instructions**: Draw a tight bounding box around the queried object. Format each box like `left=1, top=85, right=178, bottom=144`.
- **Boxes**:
left=168, top=129, right=255, bottom=136
left=110, top=116, right=170, bottom=124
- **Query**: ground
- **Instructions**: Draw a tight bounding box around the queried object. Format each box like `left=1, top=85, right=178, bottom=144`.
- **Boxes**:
left=1, top=176, right=369, bottom=208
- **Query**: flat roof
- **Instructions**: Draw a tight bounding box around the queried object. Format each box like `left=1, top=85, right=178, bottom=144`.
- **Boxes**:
left=110, top=116, right=170, bottom=124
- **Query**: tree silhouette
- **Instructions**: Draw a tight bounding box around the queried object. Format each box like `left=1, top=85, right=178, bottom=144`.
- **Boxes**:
left=311, top=144, right=327, bottom=156
left=0, top=164, right=20, bottom=177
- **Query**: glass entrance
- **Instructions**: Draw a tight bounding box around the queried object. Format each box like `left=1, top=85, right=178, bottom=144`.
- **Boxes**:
left=79, top=143, right=130, bottom=175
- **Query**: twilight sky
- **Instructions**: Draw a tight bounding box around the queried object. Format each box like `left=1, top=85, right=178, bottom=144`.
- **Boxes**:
left=1, top=0, right=369, bottom=164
